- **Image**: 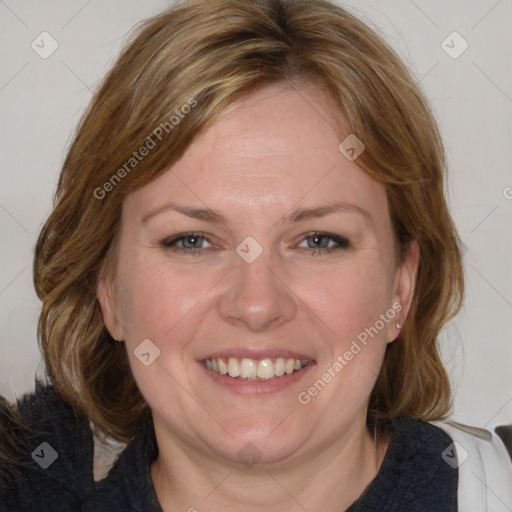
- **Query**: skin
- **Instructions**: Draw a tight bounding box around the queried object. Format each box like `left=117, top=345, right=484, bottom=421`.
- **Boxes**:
left=98, top=80, right=419, bottom=511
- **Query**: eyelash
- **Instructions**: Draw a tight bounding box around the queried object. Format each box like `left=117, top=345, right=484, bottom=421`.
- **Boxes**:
left=160, top=231, right=351, bottom=257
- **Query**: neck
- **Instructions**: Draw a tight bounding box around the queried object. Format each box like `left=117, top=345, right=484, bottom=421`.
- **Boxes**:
left=151, top=421, right=390, bottom=511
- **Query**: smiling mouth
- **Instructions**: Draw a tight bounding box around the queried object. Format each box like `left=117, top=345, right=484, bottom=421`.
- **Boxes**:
left=203, top=357, right=310, bottom=380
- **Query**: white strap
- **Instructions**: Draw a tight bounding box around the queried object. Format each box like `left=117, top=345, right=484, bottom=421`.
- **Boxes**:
left=432, top=421, right=512, bottom=512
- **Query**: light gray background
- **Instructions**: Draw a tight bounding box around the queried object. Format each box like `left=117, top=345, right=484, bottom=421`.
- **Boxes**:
left=0, top=0, right=511, bottom=429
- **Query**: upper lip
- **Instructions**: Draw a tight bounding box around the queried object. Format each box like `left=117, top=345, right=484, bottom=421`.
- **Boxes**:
left=199, top=348, right=315, bottom=362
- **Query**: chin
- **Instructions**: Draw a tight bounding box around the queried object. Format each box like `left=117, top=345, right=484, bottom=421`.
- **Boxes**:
left=204, top=416, right=311, bottom=467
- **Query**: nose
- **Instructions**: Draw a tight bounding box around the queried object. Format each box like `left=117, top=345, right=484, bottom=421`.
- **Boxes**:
left=217, top=249, right=297, bottom=332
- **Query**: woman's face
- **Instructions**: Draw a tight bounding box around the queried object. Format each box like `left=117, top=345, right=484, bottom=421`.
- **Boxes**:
left=99, top=81, right=417, bottom=465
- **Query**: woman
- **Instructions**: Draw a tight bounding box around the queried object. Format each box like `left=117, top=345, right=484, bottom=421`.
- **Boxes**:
left=1, top=0, right=511, bottom=510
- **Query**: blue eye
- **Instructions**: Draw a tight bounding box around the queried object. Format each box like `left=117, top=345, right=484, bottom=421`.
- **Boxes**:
left=298, top=232, right=350, bottom=256
left=161, top=232, right=213, bottom=255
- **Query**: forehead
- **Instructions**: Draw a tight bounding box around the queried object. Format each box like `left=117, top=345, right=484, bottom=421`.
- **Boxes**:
left=125, top=81, right=388, bottom=222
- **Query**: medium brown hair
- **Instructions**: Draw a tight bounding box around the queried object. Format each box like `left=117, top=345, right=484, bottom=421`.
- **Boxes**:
left=34, top=0, right=464, bottom=442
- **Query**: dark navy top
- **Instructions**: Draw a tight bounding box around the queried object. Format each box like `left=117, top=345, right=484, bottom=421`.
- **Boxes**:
left=0, top=384, right=458, bottom=511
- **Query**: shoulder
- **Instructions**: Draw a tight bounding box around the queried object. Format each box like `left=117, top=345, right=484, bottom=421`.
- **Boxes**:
left=0, top=382, right=96, bottom=511
left=384, top=415, right=459, bottom=469
left=387, top=416, right=458, bottom=480
left=348, top=417, right=458, bottom=511
left=432, top=419, right=512, bottom=512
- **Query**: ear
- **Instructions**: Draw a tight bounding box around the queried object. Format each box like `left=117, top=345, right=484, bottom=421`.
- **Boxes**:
left=96, top=262, right=123, bottom=342
left=386, top=240, right=419, bottom=343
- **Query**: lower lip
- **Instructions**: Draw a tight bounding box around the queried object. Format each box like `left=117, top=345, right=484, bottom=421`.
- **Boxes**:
left=198, top=361, right=316, bottom=395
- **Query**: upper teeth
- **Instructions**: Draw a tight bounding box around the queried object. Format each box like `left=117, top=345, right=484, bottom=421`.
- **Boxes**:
left=204, top=357, right=308, bottom=380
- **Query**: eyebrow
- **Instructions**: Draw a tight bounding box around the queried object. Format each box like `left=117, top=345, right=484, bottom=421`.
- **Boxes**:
left=285, top=201, right=372, bottom=224
left=142, top=202, right=229, bottom=225
left=141, top=200, right=372, bottom=226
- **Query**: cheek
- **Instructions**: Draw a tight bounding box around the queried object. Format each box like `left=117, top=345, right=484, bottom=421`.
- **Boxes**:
left=305, top=260, right=392, bottom=343
left=116, top=259, right=208, bottom=343
left=295, top=259, right=393, bottom=408
left=114, top=258, right=214, bottom=402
